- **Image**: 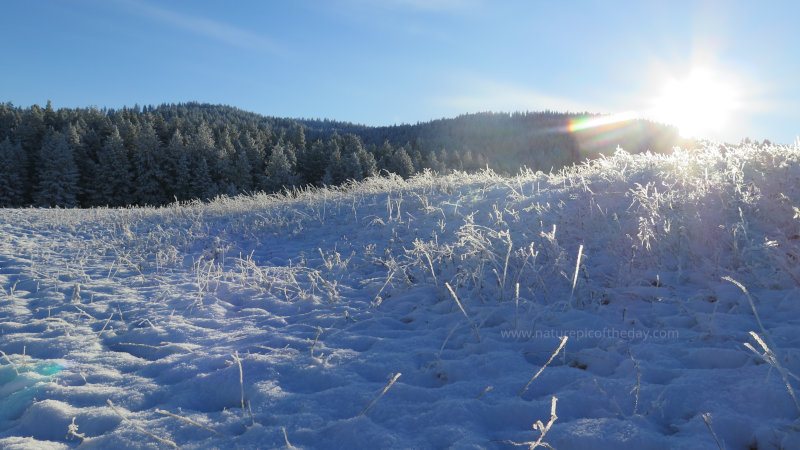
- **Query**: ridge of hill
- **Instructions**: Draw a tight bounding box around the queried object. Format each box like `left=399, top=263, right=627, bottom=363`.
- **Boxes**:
left=0, top=101, right=684, bottom=207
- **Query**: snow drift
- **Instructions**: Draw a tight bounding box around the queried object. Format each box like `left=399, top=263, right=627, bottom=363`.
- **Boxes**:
left=2, top=142, right=800, bottom=448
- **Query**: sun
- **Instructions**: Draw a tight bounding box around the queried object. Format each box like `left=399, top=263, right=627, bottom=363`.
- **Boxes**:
left=648, top=68, right=739, bottom=139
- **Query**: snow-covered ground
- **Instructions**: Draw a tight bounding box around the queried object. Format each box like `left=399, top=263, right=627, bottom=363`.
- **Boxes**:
left=3, top=143, right=800, bottom=449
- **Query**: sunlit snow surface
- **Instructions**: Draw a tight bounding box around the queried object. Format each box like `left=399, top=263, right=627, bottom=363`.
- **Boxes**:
left=3, top=144, right=800, bottom=449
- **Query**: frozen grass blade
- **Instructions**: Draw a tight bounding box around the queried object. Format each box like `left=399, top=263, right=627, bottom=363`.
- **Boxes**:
left=445, top=282, right=481, bottom=343
left=501, top=231, right=512, bottom=302
left=724, top=278, right=800, bottom=415
left=372, top=269, right=395, bottom=308
left=107, top=399, right=178, bottom=449
left=233, top=351, right=247, bottom=420
left=97, top=312, right=114, bottom=337
left=744, top=331, right=800, bottom=416
left=701, top=413, right=724, bottom=450
left=359, top=372, right=402, bottom=417
left=475, top=385, right=493, bottom=399
left=0, top=350, right=20, bottom=376
left=282, top=427, right=297, bottom=449
left=423, top=249, right=438, bottom=287
left=73, top=305, right=96, bottom=320
left=723, top=276, right=769, bottom=340
left=156, top=409, right=223, bottom=437
left=518, top=336, right=568, bottom=397
left=566, top=244, right=583, bottom=310
left=628, top=349, right=641, bottom=415
left=310, top=327, right=322, bottom=359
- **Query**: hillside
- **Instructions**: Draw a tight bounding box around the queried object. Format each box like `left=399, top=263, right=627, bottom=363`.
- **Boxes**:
left=0, top=102, right=682, bottom=207
left=2, top=141, right=800, bottom=448
left=301, top=110, right=685, bottom=173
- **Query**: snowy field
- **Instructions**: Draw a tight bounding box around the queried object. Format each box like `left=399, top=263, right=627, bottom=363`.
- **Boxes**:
left=3, top=143, right=800, bottom=449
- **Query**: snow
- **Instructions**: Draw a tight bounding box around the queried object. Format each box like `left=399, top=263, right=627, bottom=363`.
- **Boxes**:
left=3, top=143, right=800, bottom=448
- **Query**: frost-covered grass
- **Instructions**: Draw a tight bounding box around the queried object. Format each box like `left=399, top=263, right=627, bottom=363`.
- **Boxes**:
left=3, top=142, right=800, bottom=448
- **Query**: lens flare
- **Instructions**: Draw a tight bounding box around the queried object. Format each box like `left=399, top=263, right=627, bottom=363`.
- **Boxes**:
left=566, top=111, right=680, bottom=159
left=568, top=111, right=639, bottom=132
left=0, top=360, right=68, bottom=421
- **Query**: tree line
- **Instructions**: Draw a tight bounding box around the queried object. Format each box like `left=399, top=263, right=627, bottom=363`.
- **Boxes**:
left=0, top=101, right=683, bottom=207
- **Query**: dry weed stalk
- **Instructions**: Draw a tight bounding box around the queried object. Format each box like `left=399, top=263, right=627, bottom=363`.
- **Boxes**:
left=518, top=336, right=568, bottom=397
left=106, top=399, right=178, bottom=449
left=359, top=372, right=402, bottom=417
left=445, top=282, right=481, bottom=343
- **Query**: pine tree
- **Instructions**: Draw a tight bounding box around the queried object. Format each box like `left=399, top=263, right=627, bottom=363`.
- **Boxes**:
left=0, top=103, right=18, bottom=142
left=461, top=150, right=474, bottom=170
left=191, top=121, right=219, bottom=196
left=336, top=134, right=375, bottom=182
left=132, top=122, right=165, bottom=205
left=289, top=124, right=306, bottom=153
left=15, top=106, right=46, bottom=198
left=322, top=137, right=345, bottom=186
left=43, top=100, right=58, bottom=129
left=214, top=128, right=238, bottom=195
left=297, top=139, right=329, bottom=186
left=0, top=137, right=27, bottom=206
left=65, top=124, right=98, bottom=206
left=189, top=155, right=216, bottom=200
left=165, top=129, right=191, bottom=201
left=349, top=146, right=377, bottom=180
left=425, top=150, right=445, bottom=173
left=265, top=142, right=295, bottom=192
left=438, top=148, right=449, bottom=173
left=238, top=132, right=268, bottom=191
left=81, top=128, right=107, bottom=205
left=410, top=147, right=424, bottom=172
left=375, top=140, right=395, bottom=173
left=35, top=131, right=80, bottom=206
left=390, top=146, right=415, bottom=178
left=95, top=126, right=132, bottom=206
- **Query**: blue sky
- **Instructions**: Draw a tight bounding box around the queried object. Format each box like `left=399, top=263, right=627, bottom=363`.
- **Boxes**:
left=2, top=0, right=798, bottom=143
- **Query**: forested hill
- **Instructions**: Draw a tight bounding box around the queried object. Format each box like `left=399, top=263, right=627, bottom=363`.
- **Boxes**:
left=301, top=111, right=684, bottom=173
left=0, top=101, right=683, bottom=207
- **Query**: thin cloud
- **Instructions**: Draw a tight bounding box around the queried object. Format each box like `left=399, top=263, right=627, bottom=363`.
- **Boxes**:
left=119, top=0, right=285, bottom=55
left=382, top=0, right=481, bottom=12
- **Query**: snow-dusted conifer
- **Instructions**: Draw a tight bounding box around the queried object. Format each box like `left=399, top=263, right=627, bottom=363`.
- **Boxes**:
left=298, top=139, right=329, bottom=186
left=133, top=122, right=165, bottom=205
left=322, top=138, right=345, bottom=186
left=391, top=146, right=415, bottom=178
left=95, top=126, right=132, bottom=206
left=238, top=132, right=268, bottom=191
left=232, top=146, right=254, bottom=193
left=214, top=128, right=238, bottom=195
left=35, top=130, right=80, bottom=206
left=0, top=137, right=27, bottom=206
left=265, top=141, right=295, bottom=192
left=165, top=129, right=191, bottom=201
left=189, top=155, right=216, bottom=200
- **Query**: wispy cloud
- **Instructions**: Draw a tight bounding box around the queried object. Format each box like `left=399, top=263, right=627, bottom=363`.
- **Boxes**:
left=381, top=0, right=481, bottom=12
left=435, top=75, right=603, bottom=114
left=118, top=0, right=285, bottom=56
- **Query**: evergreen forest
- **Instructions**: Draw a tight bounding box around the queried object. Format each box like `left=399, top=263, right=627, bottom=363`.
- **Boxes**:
left=0, top=101, right=684, bottom=207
